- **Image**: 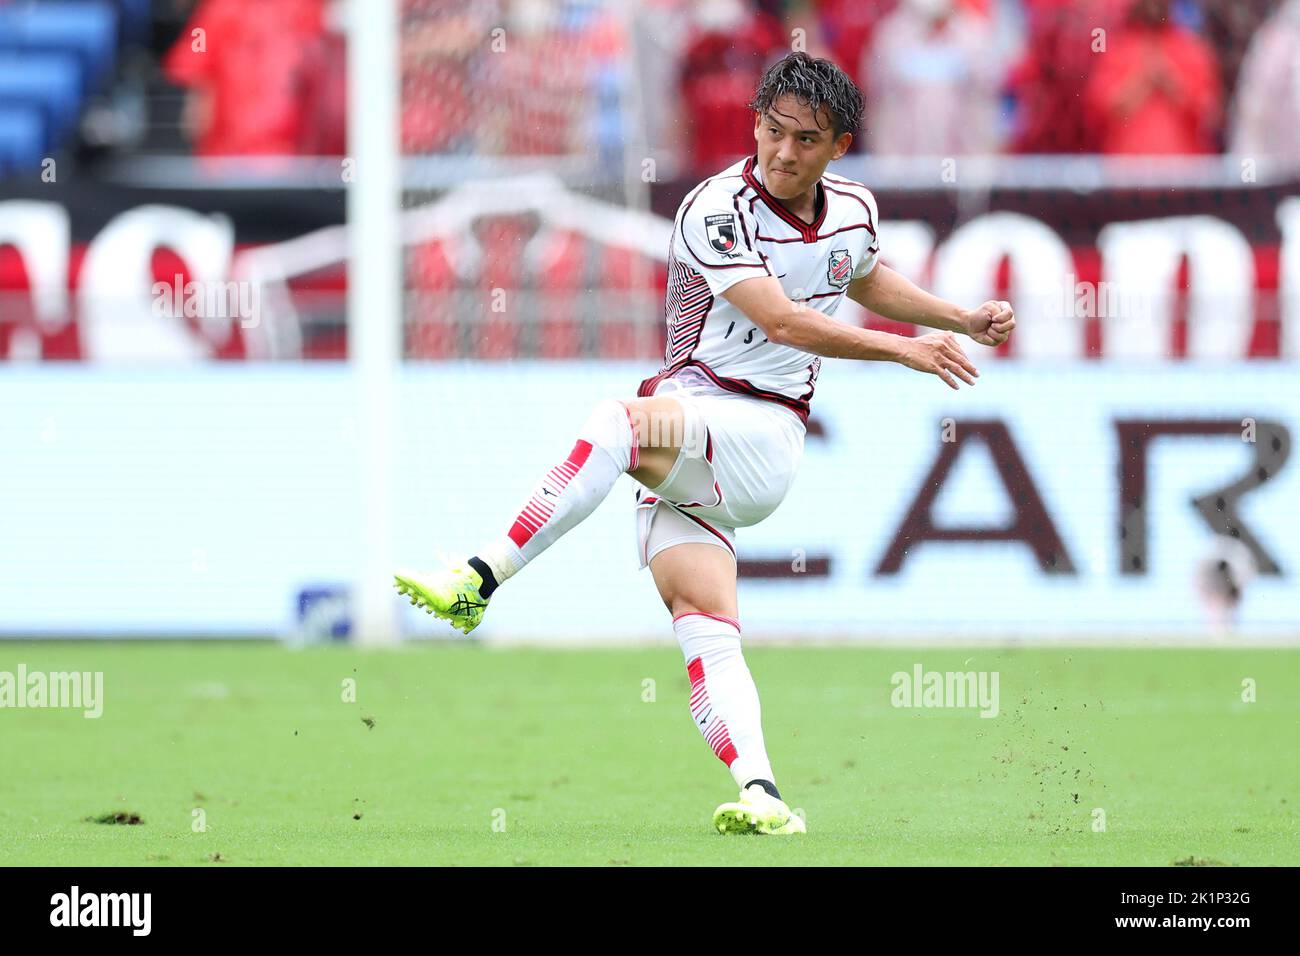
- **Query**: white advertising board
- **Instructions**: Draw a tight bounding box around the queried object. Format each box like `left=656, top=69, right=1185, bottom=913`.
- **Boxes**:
left=1, top=363, right=1296, bottom=642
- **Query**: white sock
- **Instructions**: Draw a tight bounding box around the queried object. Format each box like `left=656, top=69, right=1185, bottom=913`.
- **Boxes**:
left=675, top=612, right=775, bottom=790
left=472, top=398, right=638, bottom=590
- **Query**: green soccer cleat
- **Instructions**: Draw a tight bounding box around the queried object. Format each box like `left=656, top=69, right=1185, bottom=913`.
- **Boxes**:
left=712, top=783, right=807, bottom=835
left=393, top=564, right=490, bottom=635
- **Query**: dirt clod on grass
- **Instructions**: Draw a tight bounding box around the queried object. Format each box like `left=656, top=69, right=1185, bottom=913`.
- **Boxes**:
left=87, top=811, right=143, bottom=825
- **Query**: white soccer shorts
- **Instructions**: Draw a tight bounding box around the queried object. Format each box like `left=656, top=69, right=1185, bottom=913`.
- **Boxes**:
left=633, top=371, right=806, bottom=569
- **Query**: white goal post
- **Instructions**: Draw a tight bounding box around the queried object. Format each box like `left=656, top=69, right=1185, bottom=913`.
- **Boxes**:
left=347, top=0, right=401, bottom=646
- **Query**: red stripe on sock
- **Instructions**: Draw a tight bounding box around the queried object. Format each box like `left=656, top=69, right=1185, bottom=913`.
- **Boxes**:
left=567, top=439, right=593, bottom=471
left=548, top=465, right=577, bottom=484
left=507, top=440, right=594, bottom=548
left=705, top=723, right=737, bottom=766
left=686, top=656, right=738, bottom=767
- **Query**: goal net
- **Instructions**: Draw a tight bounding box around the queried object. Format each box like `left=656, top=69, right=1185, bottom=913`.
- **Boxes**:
left=398, top=0, right=665, bottom=365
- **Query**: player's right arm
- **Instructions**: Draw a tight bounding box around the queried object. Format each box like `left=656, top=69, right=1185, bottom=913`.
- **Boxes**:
left=722, top=276, right=979, bottom=390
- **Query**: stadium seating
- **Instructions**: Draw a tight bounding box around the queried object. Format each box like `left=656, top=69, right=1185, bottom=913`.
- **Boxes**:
left=0, top=1, right=121, bottom=167
left=0, top=1, right=118, bottom=93
left=0, top=52, right=83, bottom=149
left=0, top=103, right=45, bottom=174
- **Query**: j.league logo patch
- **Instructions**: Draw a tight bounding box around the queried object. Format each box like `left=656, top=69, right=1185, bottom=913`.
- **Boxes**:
left=705, top=214, right=737, bottom=254
left=828, top=248, right=852, bottom=288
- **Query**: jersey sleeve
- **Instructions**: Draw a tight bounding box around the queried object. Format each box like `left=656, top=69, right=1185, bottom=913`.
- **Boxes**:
left=673, top=185, right=771, bottom=296
left=852, top=188, right=882, bottom=279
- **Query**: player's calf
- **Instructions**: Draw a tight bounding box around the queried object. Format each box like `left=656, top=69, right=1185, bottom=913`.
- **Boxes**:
left=401, top=396, right=677, bottom=624
left=468, top=398, right=637, bottom=591
left=676, top=611, right=776, bottom=789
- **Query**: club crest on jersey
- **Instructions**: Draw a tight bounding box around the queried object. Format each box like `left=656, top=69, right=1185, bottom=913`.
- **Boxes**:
left=828, top=249, right=853, bottom=288
left=705, top=214, right=737, bottom=254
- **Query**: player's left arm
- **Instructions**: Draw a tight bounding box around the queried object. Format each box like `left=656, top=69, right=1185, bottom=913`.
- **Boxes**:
left=847, top=262, right=1016, bottom=348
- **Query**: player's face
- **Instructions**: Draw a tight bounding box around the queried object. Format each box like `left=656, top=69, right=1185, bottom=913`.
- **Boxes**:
left=753, top=95, right=853, bottom=199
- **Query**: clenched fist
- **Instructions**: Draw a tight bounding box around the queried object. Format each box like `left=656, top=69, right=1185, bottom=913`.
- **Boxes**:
left=961, top=300, right=1016, bottom=347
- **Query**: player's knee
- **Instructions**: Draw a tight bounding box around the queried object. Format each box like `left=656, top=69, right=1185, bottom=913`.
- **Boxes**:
left=577, top=398, right=637, bottom=470
left=624, top=396, right=705, bottom=462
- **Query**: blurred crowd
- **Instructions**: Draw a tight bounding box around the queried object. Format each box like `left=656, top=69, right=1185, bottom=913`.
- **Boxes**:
left=136, top=0, right=1300, bottom=165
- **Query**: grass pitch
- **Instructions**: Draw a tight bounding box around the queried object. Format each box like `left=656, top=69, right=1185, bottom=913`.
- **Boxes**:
left=0, top=642, right=1296, bottom=866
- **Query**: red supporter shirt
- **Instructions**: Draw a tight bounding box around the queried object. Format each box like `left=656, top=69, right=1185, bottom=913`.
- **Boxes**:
left=680, top=12, right=784, bottom=174
left=1083, top=23, right=1222, bottom=155
left=164, top=0, right=325, bottom=156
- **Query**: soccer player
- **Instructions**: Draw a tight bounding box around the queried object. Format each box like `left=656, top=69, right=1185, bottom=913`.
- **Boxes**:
left=396, top=52, right=1015, bottom=835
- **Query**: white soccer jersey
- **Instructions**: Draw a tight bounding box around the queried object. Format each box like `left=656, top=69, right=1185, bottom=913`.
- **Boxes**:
left=637, top=155, right=881, bottom=424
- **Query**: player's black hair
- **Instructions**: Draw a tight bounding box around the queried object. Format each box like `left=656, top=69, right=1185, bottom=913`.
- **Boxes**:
left=748, top=51, right=864, bottom=140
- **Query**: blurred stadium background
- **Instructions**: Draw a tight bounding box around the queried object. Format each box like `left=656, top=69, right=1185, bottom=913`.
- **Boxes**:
left=3, top=0, right=1299, bottom=872
left=0, top=0, right=1297, bottom=647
